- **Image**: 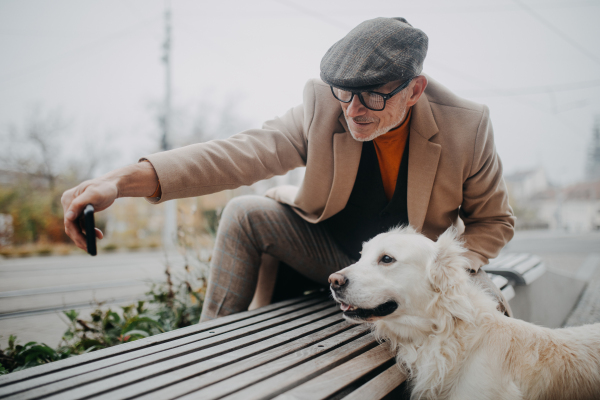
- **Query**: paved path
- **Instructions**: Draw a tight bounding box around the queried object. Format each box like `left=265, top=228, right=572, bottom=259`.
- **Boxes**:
left=504, top=230, right=600, bottom=326
left=0, top=250, right=189, bottom=347
left=563, top=254, right=600, bottom=327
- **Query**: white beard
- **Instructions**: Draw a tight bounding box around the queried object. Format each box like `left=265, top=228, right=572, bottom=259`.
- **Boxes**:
left=344, top=94, right=410, bottom=142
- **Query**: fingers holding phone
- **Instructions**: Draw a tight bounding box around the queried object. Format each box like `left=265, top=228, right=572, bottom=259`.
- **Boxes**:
left=61, top=179, right=117, bottom=251
left=79, top=204, right=97, bottom=256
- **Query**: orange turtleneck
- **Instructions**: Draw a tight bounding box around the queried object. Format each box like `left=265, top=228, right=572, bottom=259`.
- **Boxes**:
left=373, top=108, right=412, bottom=201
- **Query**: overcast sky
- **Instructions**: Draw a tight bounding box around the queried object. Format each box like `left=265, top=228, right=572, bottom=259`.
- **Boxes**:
left=1, top=0, right=599, bottom=185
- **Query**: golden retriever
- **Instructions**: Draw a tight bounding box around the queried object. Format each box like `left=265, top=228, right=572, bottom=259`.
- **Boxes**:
left=328, top=226, right=600, bottom=400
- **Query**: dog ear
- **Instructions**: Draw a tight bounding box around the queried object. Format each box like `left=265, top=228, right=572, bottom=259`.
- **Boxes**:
left=427, top=227, right=470, bottom=293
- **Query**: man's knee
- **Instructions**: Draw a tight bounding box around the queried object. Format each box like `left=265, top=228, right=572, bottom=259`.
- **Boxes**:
left=219, top=195, right=283, bottom=232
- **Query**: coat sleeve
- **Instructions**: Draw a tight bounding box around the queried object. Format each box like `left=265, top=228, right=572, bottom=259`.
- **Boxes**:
left=141, top=84, right=317, bottom=203
left=459, top=106, right=515, bottom=271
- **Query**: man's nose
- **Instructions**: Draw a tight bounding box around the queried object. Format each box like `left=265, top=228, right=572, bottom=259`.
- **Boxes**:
left=346, top=95, right=366, bottom=117
left=328, top=273, right=348, bottom=290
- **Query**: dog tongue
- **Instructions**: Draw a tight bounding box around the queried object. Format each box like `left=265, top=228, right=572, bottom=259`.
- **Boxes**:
left=340, top=302, right=350, bottom=311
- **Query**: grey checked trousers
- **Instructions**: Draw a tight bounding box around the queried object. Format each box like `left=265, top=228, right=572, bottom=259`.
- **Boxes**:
left=199, top=195, right=354, bottom=322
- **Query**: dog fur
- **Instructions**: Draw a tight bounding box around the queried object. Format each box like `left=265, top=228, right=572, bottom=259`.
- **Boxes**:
left=329, top=226, right=600, bottom=400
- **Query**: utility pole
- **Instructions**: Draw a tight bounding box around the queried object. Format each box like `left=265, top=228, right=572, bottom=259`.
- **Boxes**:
left=586, top=116, right=600, bottom=181
left=161, top=0, right=177, bottom=251
left=161, top=1, right=171, bottom=152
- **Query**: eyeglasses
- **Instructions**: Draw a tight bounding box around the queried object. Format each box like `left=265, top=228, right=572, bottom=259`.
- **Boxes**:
left=330, top=77, right=415, bottom=111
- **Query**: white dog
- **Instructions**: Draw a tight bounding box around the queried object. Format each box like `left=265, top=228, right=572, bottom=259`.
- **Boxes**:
left=328, top=226, right=600, bottom=400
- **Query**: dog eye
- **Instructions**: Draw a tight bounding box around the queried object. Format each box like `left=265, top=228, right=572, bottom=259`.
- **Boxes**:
left=379, top=255, right=395, bottom=264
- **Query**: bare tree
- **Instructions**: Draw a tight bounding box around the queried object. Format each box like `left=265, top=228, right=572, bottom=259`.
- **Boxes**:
left=0, top=106, right=69, bottom=192
left=1, top=106, right=118, bottom=185
left=0, top=106, right=118, bottom=213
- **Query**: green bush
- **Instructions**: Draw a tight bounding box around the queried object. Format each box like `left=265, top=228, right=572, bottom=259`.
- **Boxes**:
left=0, top=262, right=206, bottom=375
left=0, top=335, right=72, bottom=374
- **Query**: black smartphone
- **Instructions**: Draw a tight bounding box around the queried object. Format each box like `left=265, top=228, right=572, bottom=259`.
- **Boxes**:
left=82, top=204, right=97, bottom=256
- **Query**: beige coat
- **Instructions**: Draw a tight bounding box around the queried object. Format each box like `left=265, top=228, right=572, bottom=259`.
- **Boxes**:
left=145, top=76, right=515, bottom=271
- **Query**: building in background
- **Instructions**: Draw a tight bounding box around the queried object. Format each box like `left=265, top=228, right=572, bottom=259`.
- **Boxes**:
left=505, top=168, right=549, bottom=202
left=505, top=118, right=600, bottom=232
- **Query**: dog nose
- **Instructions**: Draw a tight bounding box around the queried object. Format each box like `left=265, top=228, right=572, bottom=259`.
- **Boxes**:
left=328, top=273, right=348, bottom=290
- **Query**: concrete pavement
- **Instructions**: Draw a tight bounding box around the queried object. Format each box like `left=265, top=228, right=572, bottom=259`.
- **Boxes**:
left=0, top=250, right=189, bottom=347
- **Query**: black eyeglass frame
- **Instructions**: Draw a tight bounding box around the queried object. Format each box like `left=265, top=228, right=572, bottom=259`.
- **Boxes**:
left=330, top=76, right=416, bottom=111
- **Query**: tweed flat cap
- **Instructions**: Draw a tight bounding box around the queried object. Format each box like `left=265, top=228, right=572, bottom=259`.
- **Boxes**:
left=320, top=17, right=428, bottom=92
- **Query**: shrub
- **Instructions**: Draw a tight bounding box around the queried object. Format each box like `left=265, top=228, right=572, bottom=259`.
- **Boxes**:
left=0, top=335, right=72, bottom=374
left=0, top=260, right=206, bottom=374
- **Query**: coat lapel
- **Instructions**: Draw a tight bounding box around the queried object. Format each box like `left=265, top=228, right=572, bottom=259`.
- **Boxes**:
left=319, top=113, right=362, bottom=221
left=407, top=94, right=441, bottom=232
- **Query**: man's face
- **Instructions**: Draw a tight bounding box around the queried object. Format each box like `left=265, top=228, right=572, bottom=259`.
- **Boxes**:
left=341, top=80, right=412, bottom=142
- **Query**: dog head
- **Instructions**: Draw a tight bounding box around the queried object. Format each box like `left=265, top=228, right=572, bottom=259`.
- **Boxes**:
left=329, top=226, right=472, bottom=330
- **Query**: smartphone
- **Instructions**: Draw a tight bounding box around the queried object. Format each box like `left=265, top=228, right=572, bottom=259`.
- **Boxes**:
left=82, top=204, right=97, bottom=256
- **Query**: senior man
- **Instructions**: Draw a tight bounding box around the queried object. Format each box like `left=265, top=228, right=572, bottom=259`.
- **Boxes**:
left=62, top=17, right=515, bottom=322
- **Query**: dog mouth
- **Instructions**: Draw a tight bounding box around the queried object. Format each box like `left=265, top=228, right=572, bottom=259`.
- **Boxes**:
left=338, top=300, right=398, bottom=320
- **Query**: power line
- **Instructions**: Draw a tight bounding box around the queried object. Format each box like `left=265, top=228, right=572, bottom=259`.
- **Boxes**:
left=272, top=0, right=351, bottom=30
left=512, top=0, right=600, bottom=66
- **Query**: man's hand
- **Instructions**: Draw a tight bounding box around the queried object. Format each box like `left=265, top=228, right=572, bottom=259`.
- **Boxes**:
left=61, top=162, right=159, bottom=250
left=61, top=178, right=117, bottom=250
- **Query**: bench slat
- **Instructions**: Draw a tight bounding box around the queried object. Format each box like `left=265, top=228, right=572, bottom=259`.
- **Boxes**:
left=0, top=293, right=325, bottom=386
left=491, top=254, right=530, bottom=271
left=273, top=342, right=395, bottom=400
left=87, top=314, right=348, bottom=400
left=4, top=302, right=336, bottom=400
left=117, top=317, right=355, bottom=400
left=487, top=253, right=518, bottom=267
left=513, top=256, right=541, bottom=276
left=177, top=327, right=374, bottom=400
left=341, top=364, right=407, bottom=400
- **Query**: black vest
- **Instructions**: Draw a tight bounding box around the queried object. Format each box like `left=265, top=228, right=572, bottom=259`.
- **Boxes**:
left=321, top=138, right=410, bottom=261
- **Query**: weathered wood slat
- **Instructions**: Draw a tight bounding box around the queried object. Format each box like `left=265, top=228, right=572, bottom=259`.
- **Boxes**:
left=487, top=253, right=518, bottom=267
left=272, top=342, right=394, bottom=400
left=341, top=364, right=407, bottom=400
left=0, top=294, right=411, bottom=400
left=2, top=301, right=336, bottom=400
left=490, top=274, right=509, bottom=290
left=101, top=316, right=354, bottom=400
left=190, top=331, right=377, bottom=400
left=0, top=293, right=324, bottom=387
left=171, top=325, right=370, bottom=399
left=513, top=255, right=541, bottom=276
left=492, top=254, right=530, bottom=270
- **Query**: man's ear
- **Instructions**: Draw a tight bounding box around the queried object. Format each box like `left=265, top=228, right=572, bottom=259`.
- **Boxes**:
left=406, top=75, right=427, bottom=107
left=427, top=227, right=470, bottom=294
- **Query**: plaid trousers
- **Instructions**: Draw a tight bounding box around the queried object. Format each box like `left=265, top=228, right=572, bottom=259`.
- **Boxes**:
left=200, top=195, right=354, bottom=322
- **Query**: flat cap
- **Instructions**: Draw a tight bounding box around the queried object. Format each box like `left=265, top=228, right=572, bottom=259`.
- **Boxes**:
left=320, top=17, right=428, bottom=92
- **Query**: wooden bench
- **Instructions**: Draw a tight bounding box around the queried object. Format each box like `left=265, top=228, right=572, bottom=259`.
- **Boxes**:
left=0, top=293, right=408, bottom=400
left=2, top=254, right=568, bottom=399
